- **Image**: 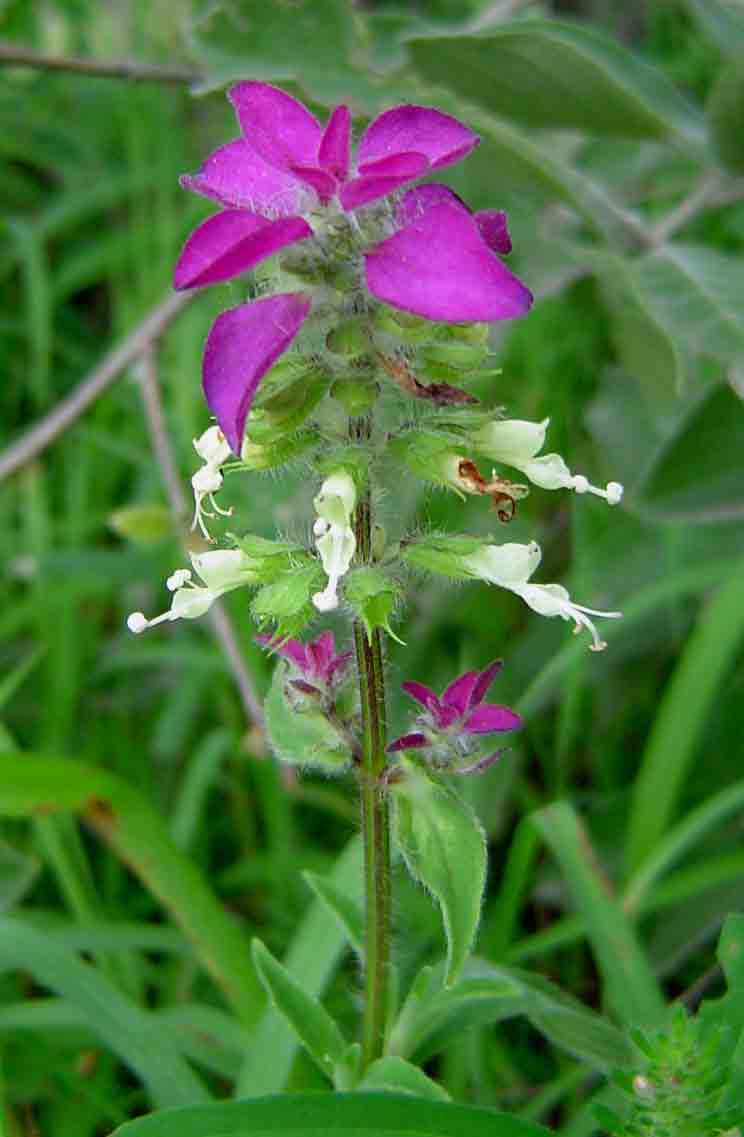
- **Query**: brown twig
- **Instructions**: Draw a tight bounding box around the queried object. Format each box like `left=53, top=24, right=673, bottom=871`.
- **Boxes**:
left=0, top=290, right=195, bottom=481
left=0, top=41, right=202, bottom=84
left=135, top=345, right=265, bottom=731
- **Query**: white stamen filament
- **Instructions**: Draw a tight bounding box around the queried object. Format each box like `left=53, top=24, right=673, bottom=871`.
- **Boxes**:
left=570, top=474, right=624, bottom=505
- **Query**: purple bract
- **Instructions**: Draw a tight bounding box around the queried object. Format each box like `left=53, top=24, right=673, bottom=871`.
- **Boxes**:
left=256, top=630, right=353, bottom=691
left=174, top=83, right=532, bottom=453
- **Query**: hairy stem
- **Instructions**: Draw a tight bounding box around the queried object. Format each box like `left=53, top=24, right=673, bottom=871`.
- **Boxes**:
left=351, top=416, right=391, bottom=1068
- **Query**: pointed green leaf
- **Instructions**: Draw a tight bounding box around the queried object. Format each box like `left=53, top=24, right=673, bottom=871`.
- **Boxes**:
left=112, top=1093, right=552, bottom=1136
left=407, top=21, right=703, bottom=141
left=345, top=567, right=403, bottom=644
left=251, top=938, right=348, bottom=1083
left=393, top=766, right=486, bottom=985
left=302, top=870, right=364, bottom=957
left=358, top=1056, right=451, bottom=1102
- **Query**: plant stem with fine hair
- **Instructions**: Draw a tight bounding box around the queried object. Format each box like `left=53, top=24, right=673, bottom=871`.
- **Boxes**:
left=351, top=415, right=392, bottom=1068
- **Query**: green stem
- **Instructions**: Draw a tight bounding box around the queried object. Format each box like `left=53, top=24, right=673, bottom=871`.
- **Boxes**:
left=351, top=416, right=391, bottom=1069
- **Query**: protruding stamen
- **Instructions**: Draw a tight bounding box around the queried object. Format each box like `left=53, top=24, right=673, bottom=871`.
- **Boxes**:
left=570, top=474, right=624, bottom=505
left=166, top=569, right=192, bottom=591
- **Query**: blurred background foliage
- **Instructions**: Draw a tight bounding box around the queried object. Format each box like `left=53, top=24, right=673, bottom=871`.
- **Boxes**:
left=0, top=0, right=744, bottom=1133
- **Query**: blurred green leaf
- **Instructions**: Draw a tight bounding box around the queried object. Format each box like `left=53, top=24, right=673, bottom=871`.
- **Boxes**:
left=112, top=1094, right=552, bottom=1136
left=407, top=20, right=703, bottom=141
left=393, top=768, right=486, bottom=985
left=0, top=916, right=209, bottom=1109
left=707, top=52, right=744, bottom=174
left=633, top=384, right=744, bottom=522
left=632, top=243, right=744, bottom=365
left=251, top=938, right=349, bottom=1083
left=188, top=0, right=394, bottom=109
left=682, top=0, right=744, bottom=52
left=109, top=504, right=174, bottom=545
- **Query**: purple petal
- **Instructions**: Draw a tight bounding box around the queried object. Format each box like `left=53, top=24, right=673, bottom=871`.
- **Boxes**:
left=339, top=153, right=429, bottom=211
left=358, top=105, right=479, bottom=170
left=173, top=211, right=312, bottom=290
left=180, top=139, right=310, bottom=216
left=319, top=105, right=351, bottom=180
left=203, top=293, right=311, bottom=454
left=475, top=210, right=512, bottom=255
left=229, top=81, right=321, bottom=167
left=401, top=680, right=441, bottom=715
left=441, top=671, right=480, bottom=716
left=365, top=202, right=533, bottom=322
left=469, top=659, right=504, bottom=709
left=326, top=651, right=354, bottom=683
left=452, top=749, right=505, bottom=776
left=396, top=183, right=466, bottom=227
left=307, top=630, right=335, bottom=677
left=290, top=164, right=338, bottom=203
left=256, top=633, right=309, bottom=671
left=387, top=732, right=428, bottom=753
left=463, top=704, right=522, bottom=735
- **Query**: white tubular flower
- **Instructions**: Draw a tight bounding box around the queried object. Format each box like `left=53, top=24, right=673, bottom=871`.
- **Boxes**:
left=472, top=418, right=623, bottom=506
left=193, top=425, right=232, bottom=467
left=127, top=550, right=259, bottom=634
left=462, top=540, right=621, bottom=652
left=191, top=425, right=234, bottom=540
left=312, top=471, right=357, bottom=612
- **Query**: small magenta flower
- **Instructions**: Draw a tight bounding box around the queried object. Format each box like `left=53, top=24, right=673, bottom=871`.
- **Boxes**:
left=388, top=659, right=521, bottom=775
left=256, top=630, right=353, bottom=696
left=173, top=83, right=532, bottom=454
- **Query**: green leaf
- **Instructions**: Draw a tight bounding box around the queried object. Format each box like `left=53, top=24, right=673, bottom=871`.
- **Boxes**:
left=631, top=243, right=744, bottom=366
left=251, top=939, right=348, bottom=1084
left=625, top=563, right=744, bottom=874
left=393, top=766, right=486, bottom=985
left=0, top=756, right=261, bottom=1024
left=302, top=870, right=365, bottom=958
left=237, top=838, right=363, bottom=1096
left=251, top=564, right=325, bottom=639
left=708, top=53, right=744, bottom=173
left=0, top=916, right=208, bottom=1109
left=407, top=20, right=703, bottom=141
left=188, top=0, right=394, bottom=110
left=358, top=1056, right=451, bottom=1102
left=112, top=1093, right=552, bottom=1136
left=682, top=0, right=744, bottom=52
left=390, top=960, right=631, bottom=1071
left=634, top=384, right=744, bottom=523
left=532, top=803, right=665, bottom=1028
left=264, top=663, right=352, bottom=771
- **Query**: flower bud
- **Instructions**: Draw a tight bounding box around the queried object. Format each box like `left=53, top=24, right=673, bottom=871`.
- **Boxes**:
left=326, top=319, right=368, bottom=357
left=418, top=342, right=488, bottom=376
left=193, top=425, right=232, bottom=467
left=330, top=376, right=379, bottom=415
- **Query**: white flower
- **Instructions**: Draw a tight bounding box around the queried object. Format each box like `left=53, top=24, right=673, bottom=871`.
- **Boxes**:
left=472, top=418, right=623, bottom=506
left=191, top=425, right=234, bottom=539
left=312, top=471, right=357, bottom=612
left=127, top=550, right=259, bottom=634
left=462, top=540, right=621, bottom=652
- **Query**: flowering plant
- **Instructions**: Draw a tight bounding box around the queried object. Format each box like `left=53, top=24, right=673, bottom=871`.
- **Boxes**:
left=128, top=81, right=624, bottom=1088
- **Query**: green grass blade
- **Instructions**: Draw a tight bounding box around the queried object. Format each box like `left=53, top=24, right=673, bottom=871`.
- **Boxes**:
left=532, top=802, right=665, bottom=1027
left=626, top=566, right=744, bottom=875
left=0, top=916, right=208, bottom=1108
left=0, top=755, right=262, bottom=1023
